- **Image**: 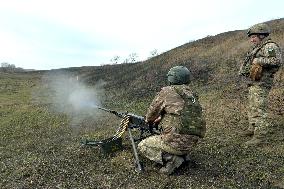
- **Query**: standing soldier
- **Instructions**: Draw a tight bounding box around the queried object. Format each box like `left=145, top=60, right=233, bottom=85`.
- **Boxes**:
left=138, top=66, right=206, bottom=175
left=239, top=23, right=282, bottom=146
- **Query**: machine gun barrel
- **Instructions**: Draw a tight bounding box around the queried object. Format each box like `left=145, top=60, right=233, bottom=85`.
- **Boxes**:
left=97, top=106, right=126, bottom=118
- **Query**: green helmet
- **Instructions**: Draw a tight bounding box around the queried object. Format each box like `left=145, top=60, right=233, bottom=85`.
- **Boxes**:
left=167, top=66, right=190, bottom=85
left=247, top=23, right=271, bottom=37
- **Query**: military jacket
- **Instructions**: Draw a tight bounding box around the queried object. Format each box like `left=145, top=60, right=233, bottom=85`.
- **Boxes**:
left=145, top=85, right=206, bottom=151
left=240, top=38, right=282, bottom=88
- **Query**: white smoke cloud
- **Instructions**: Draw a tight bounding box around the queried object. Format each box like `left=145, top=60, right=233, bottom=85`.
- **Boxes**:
left=37, top=71, right=106, bottom=128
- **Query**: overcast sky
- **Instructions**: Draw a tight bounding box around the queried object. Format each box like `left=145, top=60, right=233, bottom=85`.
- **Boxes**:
left=0, top=0, right=283, bottom=70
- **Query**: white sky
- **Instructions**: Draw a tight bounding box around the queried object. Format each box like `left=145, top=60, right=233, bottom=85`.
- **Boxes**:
left=0, top=0, right=283, bottom=70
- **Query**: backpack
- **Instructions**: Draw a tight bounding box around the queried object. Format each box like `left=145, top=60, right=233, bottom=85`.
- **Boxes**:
left=174, top=86, right=206, bottom=138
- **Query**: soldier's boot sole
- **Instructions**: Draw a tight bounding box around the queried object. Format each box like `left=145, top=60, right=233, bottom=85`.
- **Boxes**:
left=159, top=155, right=184, bottom=175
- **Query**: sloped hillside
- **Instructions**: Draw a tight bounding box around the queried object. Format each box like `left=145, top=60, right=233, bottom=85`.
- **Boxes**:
left=78, top=19, right=284, bottom=101
left=1, top=18, right=284, bottom=188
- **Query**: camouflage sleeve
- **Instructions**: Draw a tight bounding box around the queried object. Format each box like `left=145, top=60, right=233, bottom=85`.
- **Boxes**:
left=145, top=88, right=166, bottom=123
left=254, top=43, right=282, bottom=67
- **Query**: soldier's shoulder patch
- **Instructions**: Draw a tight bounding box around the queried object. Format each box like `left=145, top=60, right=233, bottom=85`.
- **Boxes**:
left=267, top=46, right=276, bottom=57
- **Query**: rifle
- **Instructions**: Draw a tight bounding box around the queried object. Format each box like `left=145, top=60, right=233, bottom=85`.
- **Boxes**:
left=80, top=106, right=161, bottom=173
left=239, top=51, right=254, bottom=77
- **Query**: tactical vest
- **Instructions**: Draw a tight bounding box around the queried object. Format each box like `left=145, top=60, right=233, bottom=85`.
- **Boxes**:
left=173, top=86, right=206, bottom=138
left=242, top=39, right=279, bottom=76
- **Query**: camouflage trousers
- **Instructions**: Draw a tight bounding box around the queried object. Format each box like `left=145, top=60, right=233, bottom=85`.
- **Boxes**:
left=247, top=85, right=271, bottom=137
left=137, top=135, right=197, bottom=165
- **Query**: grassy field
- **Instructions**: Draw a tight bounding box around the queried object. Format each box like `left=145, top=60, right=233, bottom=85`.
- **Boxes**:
left=1, top=70, right=283, bottom=189
left=1, top=18, right=284, bottom=188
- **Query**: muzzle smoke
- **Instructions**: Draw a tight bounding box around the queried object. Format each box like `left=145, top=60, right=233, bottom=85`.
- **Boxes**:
left=38, top=71, right=106, bottom=127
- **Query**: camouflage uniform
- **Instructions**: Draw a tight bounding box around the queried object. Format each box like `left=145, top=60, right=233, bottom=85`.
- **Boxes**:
left=239, top=37, right=282, bottom=145
left=138, top=84, right=206, bottom=164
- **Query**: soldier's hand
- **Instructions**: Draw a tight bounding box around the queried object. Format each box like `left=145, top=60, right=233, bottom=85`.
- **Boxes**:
left=252, top=59, right=256, bottom=65
left=250, top=60, right=263, bottom=81
left=252, top=58, right=263, bottom=66
left=153, top=116, right=162, bottom=124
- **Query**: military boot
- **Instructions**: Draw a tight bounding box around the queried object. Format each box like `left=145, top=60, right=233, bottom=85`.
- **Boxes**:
left=245, top=136, right=264, bottom=147
left=240, top=123, right=255, bottom=137
left=159, top=155, right=184, bottom=175
left=184, top=154, right=191, bottom=162
left=162, top=153, right=173, bottom=162
left=240, top=130, right=254, bottom=137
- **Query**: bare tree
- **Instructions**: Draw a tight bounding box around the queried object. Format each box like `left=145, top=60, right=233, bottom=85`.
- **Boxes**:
left=1, top=62, right=16, bottom=72
left=148, top=49, right=159, bottom=59
left=128, top=53, right=138, bottom=63
left=110, top=56, right=120, bottom=64
left=123, top=58, right=129, bottom=64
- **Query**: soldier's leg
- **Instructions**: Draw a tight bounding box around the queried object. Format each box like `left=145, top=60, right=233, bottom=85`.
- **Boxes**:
left=138, top=135, right=187, bottom=163
left=137, top=135, right=164, bottom=164
left=245, top=85, right=270, bottom=146
left=159, top=155, right=184, bottom=175
left=246, top=86, right=259, bottom=135
left=138, top=135, right=188, bottom=175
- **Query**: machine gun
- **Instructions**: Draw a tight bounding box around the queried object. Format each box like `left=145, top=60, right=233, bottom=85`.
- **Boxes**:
left=80, top=106, right=161, bottom=173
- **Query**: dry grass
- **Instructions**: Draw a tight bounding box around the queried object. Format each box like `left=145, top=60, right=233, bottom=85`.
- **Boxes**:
left=1, top=18, right=284, bottom=188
